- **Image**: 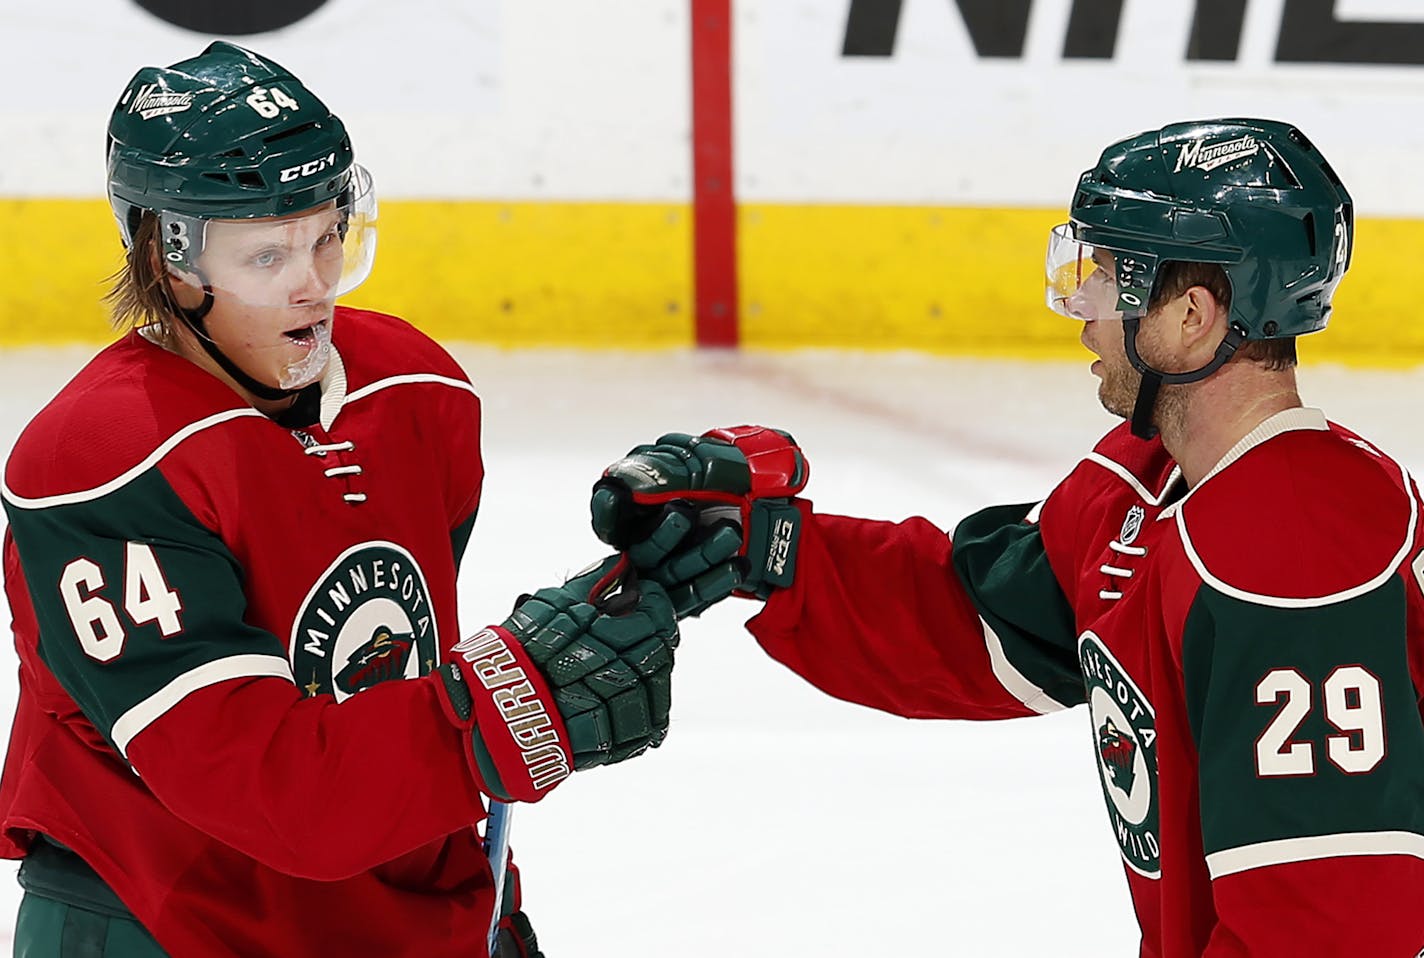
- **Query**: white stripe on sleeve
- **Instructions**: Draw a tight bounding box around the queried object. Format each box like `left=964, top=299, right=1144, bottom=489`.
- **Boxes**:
left=111, top=654, right=295, bottom=760
left=1206, top=830, right=1424, bottom=878
left=980, top=618, right=1068, bottom=715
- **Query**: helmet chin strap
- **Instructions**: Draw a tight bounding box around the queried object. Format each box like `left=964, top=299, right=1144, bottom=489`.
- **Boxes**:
left=1122, top=317, right=1247, bottom=440
left=159, top=273, right=300, bottom=403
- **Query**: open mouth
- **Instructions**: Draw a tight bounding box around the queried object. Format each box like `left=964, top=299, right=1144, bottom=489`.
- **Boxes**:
left=283, top=319, right=327, bottom=345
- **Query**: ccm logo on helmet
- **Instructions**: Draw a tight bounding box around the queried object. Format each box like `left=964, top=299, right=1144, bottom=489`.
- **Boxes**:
left=280, top=153, right=338, bottom=183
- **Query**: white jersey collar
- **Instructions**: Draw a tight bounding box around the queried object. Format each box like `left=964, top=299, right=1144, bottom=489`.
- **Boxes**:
left=1194, top=406, right=1327, bottom=489
left=318, top=345, right=348, bottom=431
left=1158, top=407, right=1327, bottom=521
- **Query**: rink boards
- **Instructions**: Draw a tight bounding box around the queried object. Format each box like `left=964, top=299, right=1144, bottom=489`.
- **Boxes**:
left=6, top=198, right=1424, bottom=365
left=6, top=1, right=1424, bottom=362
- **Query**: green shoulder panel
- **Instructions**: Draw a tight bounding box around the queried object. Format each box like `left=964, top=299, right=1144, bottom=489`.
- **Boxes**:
left=952, top=502, right=1086, bottom=710
left=1183, top=578, right=1424, bottom=856
left=450, top=510, right=477, bottom=570
left=4, top=467, right=289, bottom=755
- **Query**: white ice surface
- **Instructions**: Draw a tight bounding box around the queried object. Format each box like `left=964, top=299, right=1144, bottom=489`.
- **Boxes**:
left=2, top=344, right=1423, bottom=956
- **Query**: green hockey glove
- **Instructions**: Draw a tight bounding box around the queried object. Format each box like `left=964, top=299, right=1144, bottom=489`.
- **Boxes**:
left=591, top=426, right=808, bottom=613
left=436, top=555, right=680, bottom=802
left=634, top=512, right=746, bottom=619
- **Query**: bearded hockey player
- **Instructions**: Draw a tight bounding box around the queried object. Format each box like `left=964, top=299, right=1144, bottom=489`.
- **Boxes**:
left=591, top=119, right=1424, bottom=956
left=0, top=42, right=681, bottom=957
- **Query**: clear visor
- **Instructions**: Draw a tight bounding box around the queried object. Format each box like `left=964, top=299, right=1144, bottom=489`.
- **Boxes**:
left=160, top=164, right=377, bottom=309
left=1045, top=223, right=1155, bottom=322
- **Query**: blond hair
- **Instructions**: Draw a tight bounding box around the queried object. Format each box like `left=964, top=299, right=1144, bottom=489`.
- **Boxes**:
left=104, top=212, right=179, bottom=340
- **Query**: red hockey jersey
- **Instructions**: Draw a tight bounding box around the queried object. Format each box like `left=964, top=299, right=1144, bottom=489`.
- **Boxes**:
left=0, top=308, right=524, bottom=955
left=749, top=409, right=1424, bottom=956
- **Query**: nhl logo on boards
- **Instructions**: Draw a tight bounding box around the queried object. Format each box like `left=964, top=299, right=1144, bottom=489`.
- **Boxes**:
left=290, top=541, right=438, bottom=702
left=1080, top=631, right=1160, bottom=878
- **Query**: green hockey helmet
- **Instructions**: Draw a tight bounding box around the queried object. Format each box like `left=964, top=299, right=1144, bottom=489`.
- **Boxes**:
left=1046, top=118, right=1352, bottom=341
left=106, top=41, right=376, bottom=304
left=1045, top=119, right=1353, bottom=440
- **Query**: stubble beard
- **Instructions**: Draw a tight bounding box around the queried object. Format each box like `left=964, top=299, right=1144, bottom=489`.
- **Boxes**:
left=1097, top=357, right=1186, bottom=435
left=1097, top=359, right=1141, bottom=420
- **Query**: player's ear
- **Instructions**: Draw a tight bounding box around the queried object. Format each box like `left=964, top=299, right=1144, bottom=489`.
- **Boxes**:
left=1179, top=285, right=1227, bottom=358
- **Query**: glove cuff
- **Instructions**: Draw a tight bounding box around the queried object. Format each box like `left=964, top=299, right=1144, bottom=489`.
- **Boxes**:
left=440, top=626, right=575, bottom=803
left=703, top=425, right=809, bottom=497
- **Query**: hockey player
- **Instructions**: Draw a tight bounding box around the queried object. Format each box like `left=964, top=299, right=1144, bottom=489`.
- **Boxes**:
left=0, top=43, right=680, bottom=957
left=591, top=119, right=1424, bottom=955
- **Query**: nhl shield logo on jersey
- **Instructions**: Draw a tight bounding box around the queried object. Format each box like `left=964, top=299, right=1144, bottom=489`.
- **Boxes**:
left=1079, top=631, right=1159, bottom=877
left=1118, top=505, right=1145, bottom=546
left=290, top=542, right=439, bottom=702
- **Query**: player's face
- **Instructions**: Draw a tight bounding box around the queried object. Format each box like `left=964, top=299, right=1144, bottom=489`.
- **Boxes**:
left=161, top=169, right=376, bottom=400
left=178, top=205, right=343, bottom=391
left=1082, top=295, right=1192, bottom=424
left=200, top=206, right=346, bottom=310
left=1068, top=249, right=1134, bottom=417
left=1048, top=234, right=1158, bottom=419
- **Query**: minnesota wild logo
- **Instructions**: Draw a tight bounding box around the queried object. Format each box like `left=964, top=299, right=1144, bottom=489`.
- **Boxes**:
left=1080, top=631, right=1159, bottom=878
left=335, top=626, right=417, bottom=694
left=1097, top=718, right=1138, bottom=793
left=290, top=542, right=439, bottom=703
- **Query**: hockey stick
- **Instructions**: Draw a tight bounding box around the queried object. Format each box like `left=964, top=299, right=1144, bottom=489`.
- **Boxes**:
left=485, top=799, right=514, bottom=955
left=483, top=557, right=637, bottom=955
